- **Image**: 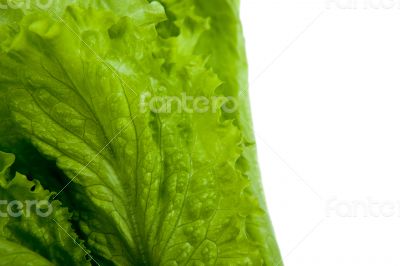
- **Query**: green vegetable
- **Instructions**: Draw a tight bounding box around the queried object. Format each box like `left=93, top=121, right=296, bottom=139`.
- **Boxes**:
left=0, top=0, right=282, bottom=265
left=0, top=151, right=90, bottom=265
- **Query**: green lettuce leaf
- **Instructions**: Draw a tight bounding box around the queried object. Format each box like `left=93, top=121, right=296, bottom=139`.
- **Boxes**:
left=0, top=0, right=282, bottom=265
left=0, top=151, right=90, bottom=265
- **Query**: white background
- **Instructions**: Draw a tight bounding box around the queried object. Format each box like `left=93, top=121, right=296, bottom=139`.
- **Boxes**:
left=241, top=0, right=400, bottom=265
